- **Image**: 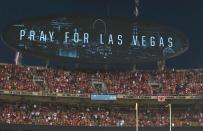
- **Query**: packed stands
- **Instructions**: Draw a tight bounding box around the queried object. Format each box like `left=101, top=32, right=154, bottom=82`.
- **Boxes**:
left=0, top=103, right=202, bottom=127
left=0, top=64, right=202, bottom=96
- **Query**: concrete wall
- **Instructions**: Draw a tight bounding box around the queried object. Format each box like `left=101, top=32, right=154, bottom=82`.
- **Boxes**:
left=0, top=124, right=203, bottom=131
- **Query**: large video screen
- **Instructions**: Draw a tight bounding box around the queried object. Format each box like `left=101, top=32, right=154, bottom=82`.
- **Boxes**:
left=2, top=16, right=189, bottom=63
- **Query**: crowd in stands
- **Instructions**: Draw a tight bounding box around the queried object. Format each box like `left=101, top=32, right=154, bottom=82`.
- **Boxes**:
left=0, top=103, right=202, bottom=127
left=0, top=64, right=203, bottom=96
left=0, top=64, right=203, bottom=127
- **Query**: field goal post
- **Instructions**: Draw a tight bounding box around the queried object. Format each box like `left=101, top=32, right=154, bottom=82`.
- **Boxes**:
left=135, top=103, right=139, bottom=131
left=134, top=102, right=172, bottom=131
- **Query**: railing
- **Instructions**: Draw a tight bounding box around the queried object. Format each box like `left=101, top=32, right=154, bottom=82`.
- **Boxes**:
left=0, top=90, right=203, bottom=100
left=1, top=62, right=203, bottom=73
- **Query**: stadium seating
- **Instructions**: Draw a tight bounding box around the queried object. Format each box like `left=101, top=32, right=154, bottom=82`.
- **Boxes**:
left=0, top=64, right=202, bottom=96
left=0, top=103, right=202, bottom=127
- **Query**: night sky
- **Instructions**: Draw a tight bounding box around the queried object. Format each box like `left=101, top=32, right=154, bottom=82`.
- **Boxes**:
left=0, top=0, right=203, bottom=70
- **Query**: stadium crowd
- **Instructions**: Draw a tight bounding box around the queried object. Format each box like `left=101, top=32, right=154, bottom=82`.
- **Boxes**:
left=0, top=64, right=203, bottom=96
left=0, top=103, right=202, bottom=127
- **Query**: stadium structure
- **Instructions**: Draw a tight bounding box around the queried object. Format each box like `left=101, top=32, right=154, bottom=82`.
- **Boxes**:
left=0, top=0, right=202, bottom=131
